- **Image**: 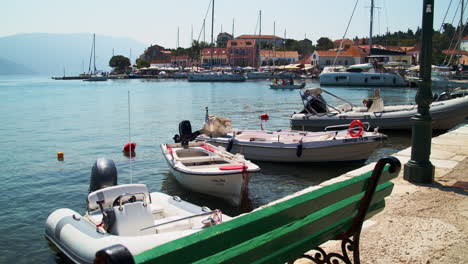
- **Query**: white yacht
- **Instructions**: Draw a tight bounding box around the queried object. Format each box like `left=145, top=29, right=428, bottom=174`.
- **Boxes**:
left=320, top=63, right=406, bottom=86
left=187, top=72, right=246, bottom=82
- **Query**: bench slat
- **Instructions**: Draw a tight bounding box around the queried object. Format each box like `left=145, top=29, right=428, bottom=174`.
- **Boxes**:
left=194, top=183, right=392, bottom=264
left=134, top=166, right=398, bottom=264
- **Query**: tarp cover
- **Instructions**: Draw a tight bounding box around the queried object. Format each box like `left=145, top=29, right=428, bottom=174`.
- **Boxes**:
left=199, top=115, right=232, bottom=137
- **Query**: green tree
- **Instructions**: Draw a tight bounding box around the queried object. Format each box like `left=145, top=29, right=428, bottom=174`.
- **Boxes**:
left=316, top=37, right=334, bottom=50
left=135, top=58, right=150, bottom=69
left=109, top=55, right=131, bottom=73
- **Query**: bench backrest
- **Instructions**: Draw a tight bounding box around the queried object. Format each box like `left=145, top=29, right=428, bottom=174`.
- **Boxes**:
left=110, top=157, right=401, bottom=264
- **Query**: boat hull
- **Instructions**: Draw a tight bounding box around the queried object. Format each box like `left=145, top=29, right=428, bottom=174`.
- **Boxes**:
left=320, top=72, right=406, bottom=86
left=166, top=164, right=249, bottom=206
left=45, top=191, right=222, bottom=264
left=291, top=96, right=468, bottom=131
left=197, top=133, right=383, bottom=163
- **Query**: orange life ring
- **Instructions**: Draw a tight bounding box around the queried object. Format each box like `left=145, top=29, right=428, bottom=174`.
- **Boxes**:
left=349, top=120, right=364, bottom=137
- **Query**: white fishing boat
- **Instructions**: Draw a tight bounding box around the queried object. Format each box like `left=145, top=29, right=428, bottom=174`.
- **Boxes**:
left=161, top=141, right=259, bottom=206
left=45, top=158, right=230, bottom=264
left=196, top=114, right=386, bottom=163
left=290, top=87, right=468, bottom=131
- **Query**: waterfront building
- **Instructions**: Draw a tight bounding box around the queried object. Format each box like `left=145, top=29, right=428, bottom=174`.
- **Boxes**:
left=227, top=39, right=259, bottom=67
left=235, top=35, right=283, bottom=47
left=461, top=36, right=468, bottom=51
left=140, top=44, right=171, bottom=63
left=216, top=32, right=233, bottom=48
left=310, top=46, right=361, bottom=68
left=171, top=55, right=191, bottom=68
left=260, top=50, right=299, bottom=66
left=150, top=59, right=171, bottom=68
left=200, top=48, right=229, bottom=66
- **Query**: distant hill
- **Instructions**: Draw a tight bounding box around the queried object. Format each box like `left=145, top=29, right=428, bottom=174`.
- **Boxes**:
left=0, top=33, right=147, bottom=76
left=0, top=57, right=36, bottom=75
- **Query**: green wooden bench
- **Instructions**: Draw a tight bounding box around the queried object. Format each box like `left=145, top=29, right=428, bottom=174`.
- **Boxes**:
left=96, top=156, right=401, bottom=264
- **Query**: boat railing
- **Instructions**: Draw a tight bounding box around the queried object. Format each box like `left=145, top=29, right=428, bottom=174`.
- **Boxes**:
left=324, top=122, right=371, bottom=131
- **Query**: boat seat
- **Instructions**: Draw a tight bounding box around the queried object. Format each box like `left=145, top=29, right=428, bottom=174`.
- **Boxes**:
left=87, top=184, right=150, bottom=212
left=112, top=201, right=155, bottom=236
left=177, top=156, right=224, bottom=164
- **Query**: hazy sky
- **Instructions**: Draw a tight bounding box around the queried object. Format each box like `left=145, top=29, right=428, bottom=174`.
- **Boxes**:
left=2, top=0, right=461, bottom=48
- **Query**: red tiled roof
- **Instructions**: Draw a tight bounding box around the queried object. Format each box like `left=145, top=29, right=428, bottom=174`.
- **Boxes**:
left=150, top=59, right=171, bottom=64
left=236, top=35, right=282, bottom=39
left=316, top=47, right=362, bottom=58
left=161, top=50, right=172, bottom=54
left=442, top=49, right=468, bottom=55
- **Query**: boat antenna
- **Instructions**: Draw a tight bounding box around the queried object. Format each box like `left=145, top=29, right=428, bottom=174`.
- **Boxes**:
left=93, top=34, right=97, bottom=74
left=205, top=106, right=209, bottom=123
left=128, top=90, right=133, bottom=183
left=369, top=0, right=374, bottom=56
left=210, top=0, right=214, bottom=69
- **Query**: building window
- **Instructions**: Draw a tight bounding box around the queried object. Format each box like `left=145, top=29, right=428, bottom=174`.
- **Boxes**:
left=345, top=60, right=348, bottom=65
left=231, top=42, right=237, bottom=46
left=246, top=41, right=252, bottom=45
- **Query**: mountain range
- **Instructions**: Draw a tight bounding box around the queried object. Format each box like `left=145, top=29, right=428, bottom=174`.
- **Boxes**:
left=0, top=33, right=148, bottom=76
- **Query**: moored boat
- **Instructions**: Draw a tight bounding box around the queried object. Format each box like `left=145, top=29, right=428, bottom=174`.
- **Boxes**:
left=197, top=114, right=386, bottom=163
left=45, top=158, right=230, bottom=264
left=269, top=83, right=305, bottom=89
left=187, top=72, right=246, bottom=82
left=161, top=141, right=259, bottom=206
left=290, top=87, right=468, bottom=131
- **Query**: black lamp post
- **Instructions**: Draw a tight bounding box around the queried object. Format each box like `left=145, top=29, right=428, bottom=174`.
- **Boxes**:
left=404, top=0, right=435, bottom=183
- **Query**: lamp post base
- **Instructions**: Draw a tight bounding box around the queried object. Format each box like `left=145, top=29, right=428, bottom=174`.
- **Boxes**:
left=404, top=160, right=434, bottom=183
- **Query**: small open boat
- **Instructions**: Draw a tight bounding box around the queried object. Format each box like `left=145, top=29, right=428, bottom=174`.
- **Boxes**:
left=45, top=158, right=230, bottom=264
left=269, top=83, right=305, bottom=89
left=197, top=114, right=386, bottom=163
left=161, top=141, right=259, bottom=206
left=290, top=87, right=468, bottom=131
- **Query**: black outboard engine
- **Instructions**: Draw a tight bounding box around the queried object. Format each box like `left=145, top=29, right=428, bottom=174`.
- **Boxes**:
left=174, top=120, right=200, bottom=148
left=303, top=94, right=328, bottom=114
left=89, top=158, right=118, bottom=193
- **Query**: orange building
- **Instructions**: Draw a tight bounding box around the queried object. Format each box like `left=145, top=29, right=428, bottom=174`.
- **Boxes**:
left=200, top=48, right=229, bottom=66
left=227, top=39, right=259, bottom=67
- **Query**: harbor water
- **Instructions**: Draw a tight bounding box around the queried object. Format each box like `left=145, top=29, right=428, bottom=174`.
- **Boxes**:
left=0, top=76, right=456, bottom=263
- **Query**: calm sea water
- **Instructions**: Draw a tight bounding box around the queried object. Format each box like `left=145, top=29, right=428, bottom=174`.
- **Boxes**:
left=0, top=76, right=452, bottom=263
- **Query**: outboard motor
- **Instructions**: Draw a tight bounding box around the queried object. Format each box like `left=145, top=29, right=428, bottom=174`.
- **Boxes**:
left=89, top=158, right=118, bottom=193
left=174, top=120, right=200, bottom=148
left=304, top=94, right=328, bottom=114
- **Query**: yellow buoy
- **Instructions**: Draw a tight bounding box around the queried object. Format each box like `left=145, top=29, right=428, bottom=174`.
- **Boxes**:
left=57, top=152, right=64, bottom=160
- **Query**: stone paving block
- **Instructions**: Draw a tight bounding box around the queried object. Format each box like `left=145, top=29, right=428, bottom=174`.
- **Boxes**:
left=395, top=148, right=411, bottom=157
left=430, top=158, right=459, bottom=169
left=429, top=148, right=457, bottom=160
left=451, top=155, right=466, bottom=162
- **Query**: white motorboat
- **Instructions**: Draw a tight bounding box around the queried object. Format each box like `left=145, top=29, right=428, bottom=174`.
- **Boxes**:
left=187, top=72, right=246, bottom=82
left=83, top=74, right=108, bottom=82
left=290, top=87, right=468, bottom=131
left=246, top=71, right=274, bottom=79
left=161, top=141, right=259, bottom=206
left=197, top=114, right=386, bottom=163
left=45, top=158, right=230, bottom=264
left=320, top=63, right=406, bottom=87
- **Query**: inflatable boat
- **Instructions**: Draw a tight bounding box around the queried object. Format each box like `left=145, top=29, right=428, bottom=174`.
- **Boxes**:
left=44, top=159, right=230, bottom=264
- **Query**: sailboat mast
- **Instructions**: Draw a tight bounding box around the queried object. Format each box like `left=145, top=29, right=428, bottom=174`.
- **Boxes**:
left=93, top=34, right=97, bottom=74
left=273, top=21, right=276, bottom=66
left=259, top=10, right=262, bottom=37
left=369, top=0, right=374, bottom=56
left=210, top=0, right=214, bottom=69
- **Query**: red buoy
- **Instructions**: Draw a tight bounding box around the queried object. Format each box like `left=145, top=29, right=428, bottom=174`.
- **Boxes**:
left=260, top=113, right=269, bottom=121
left=123, top=142, right=136, bottom=152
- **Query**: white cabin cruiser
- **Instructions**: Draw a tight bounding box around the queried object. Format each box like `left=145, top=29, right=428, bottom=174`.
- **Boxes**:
left=45, top=159, right=230, bottom=264
left=290, top=87, right=468, bottom=131
left=320, top=63, right=406, bottom=87
left=196, top=112, right=386, bottom=163
left=162, top=121, right=259, bottom=206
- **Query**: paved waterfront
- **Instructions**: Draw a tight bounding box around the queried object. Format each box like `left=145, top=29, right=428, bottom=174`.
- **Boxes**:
left=292, top=124, right=468, bottom=264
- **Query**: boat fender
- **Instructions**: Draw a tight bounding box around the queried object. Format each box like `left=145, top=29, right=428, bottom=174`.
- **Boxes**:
left=348, top=120, right=364, bottom=138
left=226, top=138, right=234, bottom=152
left=296, top=141, right=303, bottom=158
left=95, top=244, right=135, bottom=264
